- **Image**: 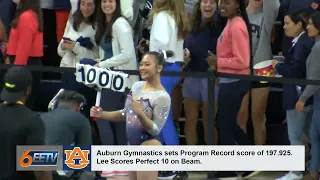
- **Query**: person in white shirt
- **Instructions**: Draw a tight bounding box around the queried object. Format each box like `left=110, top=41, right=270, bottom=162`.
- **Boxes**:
left=70, top=0, right=135, bottom=21
left=148, top=0, right=190, bottom=146
left=93, top=0, right=138, bottom=177
left=58, top=0, right=99, bottom=119
left=58, top=0, right=98, bottom=68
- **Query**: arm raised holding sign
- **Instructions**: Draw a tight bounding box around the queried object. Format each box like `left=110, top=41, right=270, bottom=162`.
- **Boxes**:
left=90, top=106, right=124, bottom=122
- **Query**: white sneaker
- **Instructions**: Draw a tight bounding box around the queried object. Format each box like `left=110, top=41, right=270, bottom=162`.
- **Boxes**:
left=276, top=172, right=303, bottom=180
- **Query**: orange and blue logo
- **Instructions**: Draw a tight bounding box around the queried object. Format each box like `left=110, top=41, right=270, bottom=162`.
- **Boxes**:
left=19, top=149, right=59, bottom=167
left=63, top=146, right=91, bottom=170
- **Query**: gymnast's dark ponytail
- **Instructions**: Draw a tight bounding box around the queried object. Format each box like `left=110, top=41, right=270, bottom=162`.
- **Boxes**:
left=143, top=50, right=174, bottom=71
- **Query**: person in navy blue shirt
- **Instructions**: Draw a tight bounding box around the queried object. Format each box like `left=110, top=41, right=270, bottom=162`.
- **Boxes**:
left=272, top=9, right=314, bottom=180
left=274, top=0, right=320, bottom=56
left=183, top=0, right=219, bottom=147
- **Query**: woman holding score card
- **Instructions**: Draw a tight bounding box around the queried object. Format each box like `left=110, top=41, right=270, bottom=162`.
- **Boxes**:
left=90, top=50, right=172, bottom=180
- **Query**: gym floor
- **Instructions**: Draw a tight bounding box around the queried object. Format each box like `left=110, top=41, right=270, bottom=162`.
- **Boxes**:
left=107, top=172, right=286, bottom=179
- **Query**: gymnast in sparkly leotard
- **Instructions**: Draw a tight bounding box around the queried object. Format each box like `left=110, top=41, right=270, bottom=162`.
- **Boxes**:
left=123, top=81, right=170, bottom=145
left=90, top=50, right=173, bottom=180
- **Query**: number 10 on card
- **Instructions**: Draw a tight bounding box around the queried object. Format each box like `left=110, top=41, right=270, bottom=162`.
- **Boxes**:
left=75, top=63, right=129, bottom=92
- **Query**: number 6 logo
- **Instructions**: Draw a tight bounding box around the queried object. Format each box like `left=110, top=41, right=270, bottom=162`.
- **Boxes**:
left=19, top=149, right=33, bottom=167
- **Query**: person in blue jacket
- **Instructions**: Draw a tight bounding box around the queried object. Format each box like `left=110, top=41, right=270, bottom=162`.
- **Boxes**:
left=272, top=9, right=314, bottom=180
left=274, top=0, right=320, bottom=56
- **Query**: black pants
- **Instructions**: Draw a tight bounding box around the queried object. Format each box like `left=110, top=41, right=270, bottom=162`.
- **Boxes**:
left=217, top=80, right=252, bottom=145
left=96, top=88, right=128, bottom=145
left=9, top=56, right=42, bottom=111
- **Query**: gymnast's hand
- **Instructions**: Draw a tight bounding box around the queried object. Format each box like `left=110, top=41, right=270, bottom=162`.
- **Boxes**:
left=131, top=97, right=144, bottom=116
left=90, top=106, right=103, bottom=118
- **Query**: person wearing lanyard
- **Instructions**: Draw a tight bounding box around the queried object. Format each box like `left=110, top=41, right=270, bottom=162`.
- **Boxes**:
left=272, top=9, right=314, bottom=180
left=0, top=67, right=52, bottom=180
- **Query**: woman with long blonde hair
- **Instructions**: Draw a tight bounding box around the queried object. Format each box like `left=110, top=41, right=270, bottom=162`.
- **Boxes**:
left=147, top=0, right=189, bottom=178
left=148, top=0, right=189, bottom=144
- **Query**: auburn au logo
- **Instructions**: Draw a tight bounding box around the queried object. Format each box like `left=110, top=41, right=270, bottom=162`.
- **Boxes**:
left=64, top=147, right=90, bottom=169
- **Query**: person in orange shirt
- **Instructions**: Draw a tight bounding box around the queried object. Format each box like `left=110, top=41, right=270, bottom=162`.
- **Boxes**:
left=6, top=0, right=43, bottom=110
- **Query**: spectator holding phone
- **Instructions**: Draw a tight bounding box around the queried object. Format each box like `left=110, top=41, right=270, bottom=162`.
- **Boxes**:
left=58, top=0, right=99, bottom=127
left=58, top=0, right=99, bottom=68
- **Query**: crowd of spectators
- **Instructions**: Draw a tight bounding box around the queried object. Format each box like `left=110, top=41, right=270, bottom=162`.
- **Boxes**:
left=1, top=0, right=320, bottom=179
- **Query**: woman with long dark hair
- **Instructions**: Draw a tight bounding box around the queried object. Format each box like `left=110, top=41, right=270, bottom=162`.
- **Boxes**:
left=273, top=10, right=314, bottom=180
left=208, top=0, right=258, bottom=178
left=58, top=0, right=98, bottom=68
left=93, top=0, right=138, bottom=177
left=6, top=0, right=43, bottom=110
left=183, top=0, right=219, bottom=146
left=296, top=11, right=320, bottom=180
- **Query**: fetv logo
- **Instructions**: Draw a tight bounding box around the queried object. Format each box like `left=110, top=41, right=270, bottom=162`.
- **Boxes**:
left=63, top=147, right=91, bottom=170
left=19, top=149, right=59, bottom=167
